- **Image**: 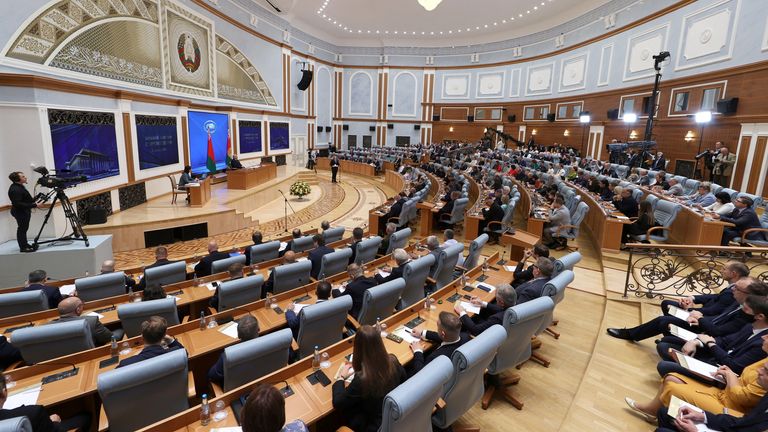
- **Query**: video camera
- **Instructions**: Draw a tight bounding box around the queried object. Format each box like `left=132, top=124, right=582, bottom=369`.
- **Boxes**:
left=33, top=166, right=87, bottom=189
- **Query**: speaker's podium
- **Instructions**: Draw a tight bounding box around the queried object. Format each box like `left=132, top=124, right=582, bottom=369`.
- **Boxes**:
left=187, top=177, right=211, bottom=207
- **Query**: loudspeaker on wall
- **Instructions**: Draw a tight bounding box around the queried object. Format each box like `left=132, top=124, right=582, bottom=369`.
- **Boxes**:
left=716, top=98, right=739, bottom=115
left=297, top=70, right=313, bottom=91
left=546, top=113, right=556, bottom=122
left=607, top=108, right=620, bottom=120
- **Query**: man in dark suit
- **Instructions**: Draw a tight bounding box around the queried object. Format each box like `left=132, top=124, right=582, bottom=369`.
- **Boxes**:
left=515, top=257, right=554, bottom=304
left=0, top=373, right=91, bottom=431
left=383, top=193, right=407, bottom=228
left=22, top=269, right=62, bottom=309
left=347, top=227, right=364, bottom=265
left=408, top=311, right=469, bottom=376
left=285, top=281, right=331, bottom=339
left=243, top=231, right=263, bottom=266
left=331, top=264, right=377, bottom=319
left=280, top=229, right=302, bottom=257
left=626, top=150, right=640, bottom=169
left=651, top=151, right=666, bottom=170
left=659, top=261, right=747, bottom=318
left=194, top=240, right=231, bottom=277
left=375, top=248, right=410, bottom=284
left=7, top=171, right=38, bottom=253
left=424, top=235, right=443, bottom=278
left=51, top=297, right=117, bottom=346
left=330, top=155, right=340, bottom=183
left=378, top=223, right=397, bottom=256
left=714, top=196, right=764, bottom=246
left=208, top=314, right=259, bottom=387
left=437, top=191, right=459, bottom=221
left=137, top=246, right=175, bottom=290
left=512, top=243, right=550, bottom=288
left=613, top=188, right=639, bottom=218
left=209, top=262, right=245, bottom=312
left=308, top=234, right=334, bottom=280
left=656, top=381, right=768, bottom=432
left=454, top=283, right=517, bottom=336
left=117, top=316, right=185, bottom=368
left=607, top=278, right=768, bottom=341
left=262, top=251, right=298, bottom=298
left=480, top=197, right=504, bottom=243
left=655, top=294, right=768, bottom=379
left=100, top=259, right=136, bottom=293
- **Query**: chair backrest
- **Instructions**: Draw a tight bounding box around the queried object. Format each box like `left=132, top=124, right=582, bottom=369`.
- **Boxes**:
left=464, top=234, right=488, bottom=269
left=631, top=187, right=643, bottom=203
left=117, top=297, right=180, bottom=338
left=291, top=235, right=315, bottom=253
left=721, top=188, right=739, bottom=200
left=565, top=194, right=581, bottom=216
left=272, top=260, right=313, bottom=294
left=222, top=328, right=293, bottom=392
left=488, top=296, right=555, bottom=376
left=318, top=248, right=354, bottom=279
left=553, top=251, right=582, bottom=276
left=673, top=175, right=687, bottom=188
left=432, top=244, right=464, bottom=290
left=0, top=290, right=48, bottom=318
left=400, top=254, right=436, bottom=308
left=683, top=179, right=700, bottom=196
left=644, top=193, right=660, bottom=211
left=145, top=261, right=187, bottom=287
left=380, top=356, right=453, bottom=432
left=12, top=319, right=94, bottom=364
left=710, top=183, right=723, bottom=196
left=497, top=201, right=515, bottom=229
left=0, top=416, right=32, bottom=432
left=446, top=198, right=469, bottom=224
left=296, top=296, right=353, bottom=358
left=653, top=200, right=683, bottom=235
left=249, top=241, right=281, bottom=264
left=98, top=349, right=189, bottom=432
left=322, top=227, right=345, bottom=244
left=355, top=236, right=382, bottom=265
left=737, top=192, right=764, bottom=209
left=74, top=272, right=126, bottom=302
left=387, top=228, right=412, bottom=254
left=218, top=275, right=264, bottom=312
left=356, top=278, right=406, bottom=326
left=211, top=255, right=246, bottom=275
left=560, top=202, right=589, bottom=239
left=432, top=325, right=507, bottom=429
left=546, top=269, right=574, bottom=308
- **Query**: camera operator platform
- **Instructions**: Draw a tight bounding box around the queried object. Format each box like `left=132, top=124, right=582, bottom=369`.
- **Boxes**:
left=31, top=167, right=89, bottom=249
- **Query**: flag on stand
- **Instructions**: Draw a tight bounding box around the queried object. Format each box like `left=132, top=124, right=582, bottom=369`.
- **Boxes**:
left=206, top=131, right=216, bottom=173
left=225, top=129, right=233, bottom=167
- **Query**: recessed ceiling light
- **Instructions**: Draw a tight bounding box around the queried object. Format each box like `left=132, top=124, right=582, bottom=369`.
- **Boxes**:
left=457, top=29, right=461, bottom=32
left=484, top=24, right=488, bottom=28
left=476, top=26, right=480, bottom=29
left=518, top=13, right=523, bottom=17
left=376, top=30, right=380, bottom=33
left=493, top=22, right=497, bottom=25
left=448, top=30, right=452, bottom=33
left=394, top=31, right=398, bottom=34
left=439, top=31, right=443, bottom=34
left=384, top=30, right=388, bottom=34
left=322, top=14, right=326, bottom=17
left=526, top=10, right=530, bottom=14
left=502, top=20, right=506, bottom=23
left=534, top=6, right=538, bottom=10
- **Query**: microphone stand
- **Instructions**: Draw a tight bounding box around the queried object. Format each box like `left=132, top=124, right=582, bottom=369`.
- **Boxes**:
left=278, top=190, right=298, bottom=233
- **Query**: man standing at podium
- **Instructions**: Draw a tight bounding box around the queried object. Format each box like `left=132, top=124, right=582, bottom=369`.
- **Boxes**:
left=331, top=155, right=340, bottom=183
left=8, top=171, right=38, bottom=253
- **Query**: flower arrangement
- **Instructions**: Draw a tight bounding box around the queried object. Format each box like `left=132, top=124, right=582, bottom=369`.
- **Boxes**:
left=289, top=181, right=311, bottom=199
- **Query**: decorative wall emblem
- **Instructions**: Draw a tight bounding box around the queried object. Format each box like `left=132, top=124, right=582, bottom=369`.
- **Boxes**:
left=525, top=63, right=554, bottom=96
left=442, top=73, right=470, bottom=99
left=623, top=23, right=670, bottom=81
left=676, top=0, right=740, bottom=71
left=178, top=33, right=201, bottom=72
left=476, top=71, right=504, bottom=98
left=162, top=0, right=214, bottom=96
left=559, top=52, right=588, bottom=92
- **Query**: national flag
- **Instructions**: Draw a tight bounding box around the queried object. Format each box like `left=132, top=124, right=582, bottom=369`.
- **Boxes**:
left=225, top=128, right=233, bottom=167
left=206, top=131, right=216, bottom=173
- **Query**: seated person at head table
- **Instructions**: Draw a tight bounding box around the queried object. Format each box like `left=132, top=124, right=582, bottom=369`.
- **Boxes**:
left=99, top=259, right=136, bottom=293
left=137, top=246, right=175, bottom=290
left=712, top=196, right=765, bottom=246
left=243, top=231, right=263, bottom=266
left=0, top=373, right=91, bottom=432
left=331, top=264, right=377, bottom=320
left=454, top=283, right=518, bottom=336
left=625, top=335, right=768, bottom=425
left=651, top=171, right=670, bottom=190
left=479, top=196, right=505, bottom=242
left=117, top=316, right=185, bottom=368
left=699, top=191, right=736, bottom=216
left=408, top=311, right=469, bottom=376
left=308, top=234, right=334, bottom=280
left=285, top=281, right=332, bottom=339
left=177, top=165, right=196, bottom=189
left=50, top=297, right=117, bottom=347
left=240, top=383, right=309, bottom=432
left=21, top=269, right=63, bottom=309
left=280, top=229, right=303, bottom=258
left=660, top=261, right=747, bottom=318
left=515, top=257, right=555, bottom=305
left=347, top=227, right=365, bottom=265
left=228, top=155, right=243, bottom=169
left=682, top=183, right=716, bottom=207
left=194, top=240, right=231, bottom=277
left=598, top=179, right=615, bottom=202
left=607, top=278, right=768, bottom=342
left=209, top=262, right=245, bottom=312
left=207, top=315, right=260, bottom=388
left=332, top=325, right=407, bottom=432
left=374, top=248, right=411, bottom=284
left=614, top=187, right=639, bottom=218
left=424, top=235, right=444, bottom=278
left=621, top=200, right=657, bottom=244
left=438, top=190, right=460, bottom=220
left=512, top=243, right=551, bottom=288
left=261, top=251, right=298, bottom=298
left=383, top=192, right=408, bottom=226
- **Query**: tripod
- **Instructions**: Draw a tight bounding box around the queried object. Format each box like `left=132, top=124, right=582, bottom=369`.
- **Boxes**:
left=278, top=190, right=297, bottom=233
left=33, top=188, right=89, bottom=248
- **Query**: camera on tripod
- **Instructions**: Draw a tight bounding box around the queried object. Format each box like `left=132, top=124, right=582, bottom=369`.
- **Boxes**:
left=33, top=166, right=87, bottom=189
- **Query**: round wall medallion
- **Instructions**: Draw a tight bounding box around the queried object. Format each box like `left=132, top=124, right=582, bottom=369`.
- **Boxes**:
left=699, top=28, right=713, bottom=44
left=177, top=33, right=201, bottom=72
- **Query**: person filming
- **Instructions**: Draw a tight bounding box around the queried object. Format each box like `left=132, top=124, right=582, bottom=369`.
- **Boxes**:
left=8, top=171, right=39, bottom=253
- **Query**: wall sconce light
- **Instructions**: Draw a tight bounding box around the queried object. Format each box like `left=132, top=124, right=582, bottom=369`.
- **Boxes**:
left=563, top=129, right=570, bottom=137
left=531, top=129, right=537, bottom=136
left=629, top=130, right=638, bottom=140
left=449, top=126, right=454, bottom=132
left=684, top=130, right=695, bottom=142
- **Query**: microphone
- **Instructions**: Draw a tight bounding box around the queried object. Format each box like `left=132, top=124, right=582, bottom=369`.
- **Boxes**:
left=216, top=306, right=256, bottom=326
left=497, top=249, right=507, bottom=266
left=35, top=361, right=79, bottom=384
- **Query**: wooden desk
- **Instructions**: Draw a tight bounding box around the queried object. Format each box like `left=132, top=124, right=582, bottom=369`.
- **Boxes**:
left=316, top=158, right=376, bottom=177
left=510, top=179, right=547, bottom=238
left=226, top=164, right=277, bottom=190
left=501, top=229, right=541, bottom=262
left=188, top=177, right=211, bottom=207
left=572, top=186, right=628, bottom=253
left=640, top=188, right=728, bottom=246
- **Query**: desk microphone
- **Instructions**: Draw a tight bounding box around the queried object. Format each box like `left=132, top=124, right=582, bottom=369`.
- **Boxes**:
left=33, top=360, right=77, bottom=370
left=497, top=249, right=507, bottom=266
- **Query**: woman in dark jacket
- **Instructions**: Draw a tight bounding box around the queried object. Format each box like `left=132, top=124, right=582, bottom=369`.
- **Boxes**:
left=622, top=200, right=656, bottom=245
left=332, top=325, right=407, bottom=432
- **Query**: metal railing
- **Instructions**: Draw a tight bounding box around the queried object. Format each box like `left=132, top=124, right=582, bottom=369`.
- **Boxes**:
left=623, top=244, right=768, bottom=299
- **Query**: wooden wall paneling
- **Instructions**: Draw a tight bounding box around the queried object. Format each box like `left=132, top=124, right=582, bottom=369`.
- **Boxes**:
left=747, top=136, right=767, bottom=194
left=731, top=136, right=752, bottom=190
left=122, top=112, right=135, bottom=183
left=181, top=116, right=190, bottom=166
left=440, top=107, right=470, bottom=121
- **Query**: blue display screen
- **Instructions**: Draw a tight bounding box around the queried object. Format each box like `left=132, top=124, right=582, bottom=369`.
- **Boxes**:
left=239, top=120, right=262, bottom=154
left=187, top=111, right=229, bottom=173
left=269, top=122, right=290, bottom=151
left=48, top=109, right=120, bottom=181
left=136, top=115, right=179, bottom=170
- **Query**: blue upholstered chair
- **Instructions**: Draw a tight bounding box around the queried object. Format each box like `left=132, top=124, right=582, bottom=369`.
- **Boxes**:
left=462, top=234, right=488, bottom=270
left=211, top=255, right=246, bottom=275
left=438, top=198, right=469, bottom=227
left=75, top=272, right=126, bottom=302
left=430, top=244, right=464, bottom=290
left=12, top=319, right=94, bottom=364
left=249, top=241, right=281, bottom=264
left=217, top=275, right=264, bottom=312
left=272, top=260, right=312, bottom=294
left=97, top=349, right=189, bottom=432
left=629, top=200, right=682, bottom=243
left=291, top=235, right=315, bottom=253
left=0, top=290, right=48, bottom=318
left=553, top=251, right=582, bottom=276
left=399, top=254, right=436, bottom=309
left=355, top=236, right=382, bottom=265
left=552, top=201, right=589, bottom=251
left=322, top=227, right=345, bottom=244
left=386, top=227, right=412, bottom=255
left=219, top=328, right=293, bottom=392
left=356, top=278, right=406, bottom=326
left=144, top=261, right=187, bottom=287
left=0, top=416, right=32, bottom=432
left=318, top=248, right=353, bottom=279
left=117, top=297, right=180, bottom=338
left=295, top=296, right=353, bottom=359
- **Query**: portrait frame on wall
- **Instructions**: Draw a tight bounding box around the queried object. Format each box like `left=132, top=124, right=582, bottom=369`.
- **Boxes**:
left=161, top=0, right=215, bottom=97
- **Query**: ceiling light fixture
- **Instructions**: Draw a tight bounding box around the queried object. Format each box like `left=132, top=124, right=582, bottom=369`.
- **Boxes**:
left=417, top=0, right=443, bottom=12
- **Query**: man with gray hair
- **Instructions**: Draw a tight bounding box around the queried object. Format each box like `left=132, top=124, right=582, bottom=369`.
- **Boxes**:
left=425, top=235, right=443, bottom=278
left=378, top=222, right=398, bottom=256
left=441, top=229, right=464, bottom=266
left=51, top=296, right=117, bottom=346
left=332, top=263, right=378, bottom=319
left=194, top=240, right=230, bottom=277
left=514, top=257, right=555, bottom=304
left=454, top=283, right=517, bottom=336
left=375, top=248, right=410, bottom=284
left=100, top=259, right=137, bottom=293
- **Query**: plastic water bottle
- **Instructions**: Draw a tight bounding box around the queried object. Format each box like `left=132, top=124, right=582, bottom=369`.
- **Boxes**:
left=265, top=293, right=273, bottom=309
left=110, top=336, right=118, bottom=357
left=375, top=317, right=382, bottom=333
left=199, top=311, right=206, bottom=331
left=424, top=296, right=431, bottom=310
left=200, top=394, right=211, bottom=426
left=312, top=346, right=321, bottom=371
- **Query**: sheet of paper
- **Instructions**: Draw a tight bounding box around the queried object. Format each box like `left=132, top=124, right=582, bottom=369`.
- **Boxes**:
left=503, top=265, right=516, bottom=272
left=185, top=183, right=200, bottom=187
left=393, top=327, right=419, bottom=344
left=166, top=295, right=179, bottom=302
left=85, top=311, right=104, bottom=319
left=58, top=284, right=76, bottom=296
left=667, top=395, right=704, bottom=418
left=676, top=352, right=722, bottom=382
left=460, top=301, right=481, bottom=315
left=5, top=384, right=42, bottom=409
left=669, top=325, right=698, bottom=342
left=293, top=304, right=310, bottom=314
left=334, top=363, right=355, bottom=383
left=218, top=322, right=239, bottom=339
left=296, top=257, right=309, bottom=262
left=206, top=283, right=217, bottom=291
left=279, top=242, right=288, bottom=252
left=377, top=270, right=391, bottom=278
left=669, top=305, right=691, bottom=321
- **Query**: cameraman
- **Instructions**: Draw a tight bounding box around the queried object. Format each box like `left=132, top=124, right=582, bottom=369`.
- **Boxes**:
left=8, top=172, right=38, bottom=253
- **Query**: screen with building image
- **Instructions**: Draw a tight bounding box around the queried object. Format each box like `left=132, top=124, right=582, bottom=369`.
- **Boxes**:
left=48, top=109, right=120, bottom=182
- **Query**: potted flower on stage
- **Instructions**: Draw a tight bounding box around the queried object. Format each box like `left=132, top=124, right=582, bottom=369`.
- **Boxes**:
left=289, top=180, right=311, bottom=201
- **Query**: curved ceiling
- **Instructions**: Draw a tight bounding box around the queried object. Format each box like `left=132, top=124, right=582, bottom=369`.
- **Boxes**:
left=257, top=0, right=614, bottom=47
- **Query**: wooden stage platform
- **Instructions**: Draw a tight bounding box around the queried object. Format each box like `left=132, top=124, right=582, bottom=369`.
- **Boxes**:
left=85, top=166, right=304, bottom=252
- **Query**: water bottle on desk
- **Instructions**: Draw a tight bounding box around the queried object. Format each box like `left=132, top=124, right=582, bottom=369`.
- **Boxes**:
left=200, top=394, right=211, bottom=426
left=312, top=346, right=321, bottom=371
left=110, top=336, right=118, bottom=357
left=199, top=311, right=206, bottom=331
